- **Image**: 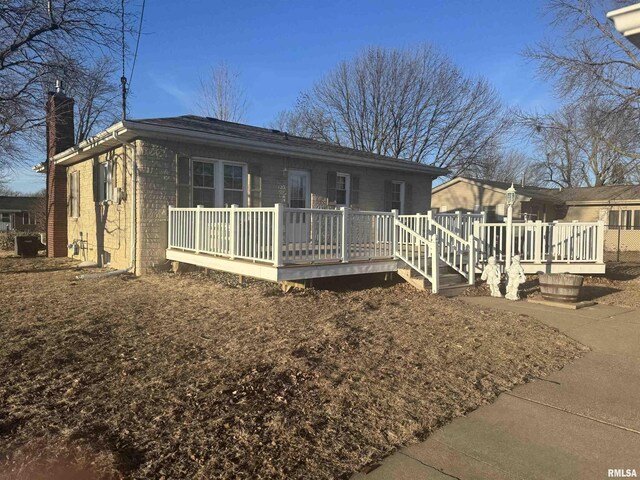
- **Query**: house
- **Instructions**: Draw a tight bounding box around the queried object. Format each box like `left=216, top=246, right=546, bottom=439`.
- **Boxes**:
left=0, top=196, right=42, bottom=232
left=432, top=176, right=640, bottom=255
left=431, top=177, right=563, bottom=222
left=38, top=86, right=446, bottom=274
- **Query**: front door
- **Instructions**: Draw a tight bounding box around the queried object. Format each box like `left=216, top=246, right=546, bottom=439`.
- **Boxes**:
left=287, top=170, right=311, bottom=245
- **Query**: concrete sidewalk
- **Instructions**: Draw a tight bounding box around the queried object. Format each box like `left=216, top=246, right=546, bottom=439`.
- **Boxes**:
left=352, top=298, right=640, bottom=480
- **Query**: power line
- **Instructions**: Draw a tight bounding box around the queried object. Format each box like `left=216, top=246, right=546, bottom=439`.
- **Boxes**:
left=128, top=0, right=146, bottom=93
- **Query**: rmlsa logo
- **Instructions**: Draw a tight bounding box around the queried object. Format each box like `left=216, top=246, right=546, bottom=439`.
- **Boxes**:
left=608, top=469, right=638, bottom=478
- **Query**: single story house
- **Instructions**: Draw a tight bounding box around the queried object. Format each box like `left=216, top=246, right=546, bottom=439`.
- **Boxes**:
left=38, top=88, right=446, bottom=273
left=0, top=196, right=42, bottom=232
left=431, top=177, right=563, bottom=222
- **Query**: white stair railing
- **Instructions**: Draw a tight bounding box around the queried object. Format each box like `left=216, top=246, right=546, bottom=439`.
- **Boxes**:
left=394, top=219, right=439, bottom=293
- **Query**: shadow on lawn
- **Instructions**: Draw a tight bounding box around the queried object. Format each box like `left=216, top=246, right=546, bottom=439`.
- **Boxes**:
left=312, top=273, right=402, bottom=292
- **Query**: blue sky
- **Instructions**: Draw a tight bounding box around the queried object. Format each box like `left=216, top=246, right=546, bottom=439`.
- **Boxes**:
left=10, top=0, right=558, bottom=193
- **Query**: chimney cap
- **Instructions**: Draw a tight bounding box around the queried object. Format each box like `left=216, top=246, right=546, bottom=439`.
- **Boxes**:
left=55, top=80, right=64, bottom=94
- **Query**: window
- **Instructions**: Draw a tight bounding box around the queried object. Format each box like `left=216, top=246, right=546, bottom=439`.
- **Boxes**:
left=391, top=181, right=404, bottom=213
left=223, top=164, right=244, bottom=206
left=634, top=210, right=640, bottom=229
left=336, top=173, right=350, bottom=206
left=23, top=212, right=36, bottom=225
left=177, top=156, right=246, bottom=207
left=97, top=162, right=112, bottom=203
left=193, top=160, right=216, bottom=207
left=621, top=210, right=633, bottom=230
left=0, top=213, right=10, bottom=223
left=70, top=171, right=80, bottom=218
left=609, top=210, right=620, bottom=227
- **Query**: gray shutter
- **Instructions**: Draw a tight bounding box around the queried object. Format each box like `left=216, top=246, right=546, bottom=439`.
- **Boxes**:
left=327, top=171, right=337, bottom=206
left=249, top=163, right=262, bottom=207
left=404, top=182, right=413, bottom=214
left=383, top=179, right=393, bottom=211
left=350, top=175, right=360, bottom=209
left=93, top=159, right=100, bottom=202
left=177, top=155, right=191, bottom=207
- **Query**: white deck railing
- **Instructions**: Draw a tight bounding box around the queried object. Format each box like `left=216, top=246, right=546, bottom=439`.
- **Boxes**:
left=168, top=205, right=396, bottom=267
left=475, top=220, right=604, bottom=267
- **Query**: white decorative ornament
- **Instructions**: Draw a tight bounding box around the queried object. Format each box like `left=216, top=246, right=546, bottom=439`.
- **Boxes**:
left=481, top=256, right=502, bottom=298
left=505, top=255, right=526, bottom=301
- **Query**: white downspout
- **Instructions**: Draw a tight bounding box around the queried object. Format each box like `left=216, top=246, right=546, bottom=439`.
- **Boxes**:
left=77, top=132, right=137, bottom=279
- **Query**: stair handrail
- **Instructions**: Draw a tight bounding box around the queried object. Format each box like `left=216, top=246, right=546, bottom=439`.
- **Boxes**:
left=394, top=220, right=439, bottom=293
left=427, top=212, right=474, bottom=282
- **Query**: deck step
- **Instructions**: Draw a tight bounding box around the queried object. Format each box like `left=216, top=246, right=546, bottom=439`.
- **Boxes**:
left=397, top=264, right=469, bottom=296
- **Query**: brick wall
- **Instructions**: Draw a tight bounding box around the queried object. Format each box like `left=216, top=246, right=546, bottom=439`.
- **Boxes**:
left=66, top=145, right=133, bottom=269
left=46, top=91, right=74, bottom=257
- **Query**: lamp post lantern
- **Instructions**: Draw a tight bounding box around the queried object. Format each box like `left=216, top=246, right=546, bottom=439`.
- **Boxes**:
left=505, top=183, right=516, bottom=269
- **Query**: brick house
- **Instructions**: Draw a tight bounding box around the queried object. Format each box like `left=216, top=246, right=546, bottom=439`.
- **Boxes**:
left=39, top=92, right=445, bottom=274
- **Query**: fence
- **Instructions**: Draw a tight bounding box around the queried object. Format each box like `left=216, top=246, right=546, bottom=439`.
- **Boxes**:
left=168, top=205, right=396, bottom=267
left=604, top=225, right=640, bottom=263
left=474, top=220, right=604, bottom=267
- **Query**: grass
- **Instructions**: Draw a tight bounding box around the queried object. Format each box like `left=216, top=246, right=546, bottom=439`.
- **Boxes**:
left=0, top=254, right=586, bottom=479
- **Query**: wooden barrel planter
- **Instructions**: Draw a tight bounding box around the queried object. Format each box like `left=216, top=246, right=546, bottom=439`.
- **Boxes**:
left=539, top=273, right=584, bottom=303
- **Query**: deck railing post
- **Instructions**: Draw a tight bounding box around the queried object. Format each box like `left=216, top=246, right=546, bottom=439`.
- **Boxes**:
left=168, top=205, right=174, bottom=249
left=534, top=220, right=543, bottom=264
left=273, top=203, right=284, bottom=267
left=341, top=206, right=350, bottom=263
left=456, top=210, right=462, bottom=236
left=596, top=220, right=605, bottom=264
left=426, top=210, right=434, bottom=237
left=468, top=227, right=475, bottom=285
left=391, top=209, right=399, bottom=256
left=195, top=205, right=203, bottom=253
left=431, top=234, right=440, bottom=294
left=229, top=204, right=238, bottom=259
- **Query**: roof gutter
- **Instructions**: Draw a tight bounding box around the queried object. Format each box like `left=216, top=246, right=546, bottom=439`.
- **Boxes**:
left=45, top=120, right=448, bottom=177
left=607, top=3, right=640, bottom=48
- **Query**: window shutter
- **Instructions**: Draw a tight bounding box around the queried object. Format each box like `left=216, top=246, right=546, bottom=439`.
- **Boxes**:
left=249, top=163, right=262, bottom=207
left=107, top=161, right=114, bottom=201
left=350, top=175, right=360, bottom=208
left=93, top=159, right=100, bottom=202
left=384, top=180, right=393, bottom=211
left=404, top=182, right=413, bottom=214
left=327, top=171, right=337, bottom=206
left=176, top=155, right=191, bottom=207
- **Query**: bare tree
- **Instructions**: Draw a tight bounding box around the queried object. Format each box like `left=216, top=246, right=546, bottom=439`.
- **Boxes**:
left=519, top=100, right=639, bottom=187
left=279, top=46, right=510, bottom=175
left=526, top=0, right=640, bottom=161
left=0, top=0, right=132, bottom=169
left=197, top=62, right=247, bottom=122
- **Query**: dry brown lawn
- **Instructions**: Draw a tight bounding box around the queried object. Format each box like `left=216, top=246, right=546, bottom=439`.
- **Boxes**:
left=0, top=254, right=586, bottom=479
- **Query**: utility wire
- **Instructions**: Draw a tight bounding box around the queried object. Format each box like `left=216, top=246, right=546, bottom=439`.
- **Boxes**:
left=127, top=0, right=146, bottom=93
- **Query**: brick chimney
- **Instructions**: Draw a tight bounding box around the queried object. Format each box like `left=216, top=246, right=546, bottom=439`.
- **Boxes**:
left=46, top=80, right=74, bottom=258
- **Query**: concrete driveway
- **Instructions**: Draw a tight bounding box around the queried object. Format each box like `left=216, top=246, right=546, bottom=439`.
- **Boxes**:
left=352, top=298, right=640, bottom=480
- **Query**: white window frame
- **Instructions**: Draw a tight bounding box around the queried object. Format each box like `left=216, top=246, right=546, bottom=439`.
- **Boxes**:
left=391, top=180, right=405, bottom=214
left=191, top=158, right=217, bottom=207
left=336, top=172, right=351, bottom=207
left=287, top=169, right=311, bottom=209
left=70, top=170, right=80, bottom=218
left=188, top=157, right=248, bottom=207
left=97, top=162, right=112, bottom=203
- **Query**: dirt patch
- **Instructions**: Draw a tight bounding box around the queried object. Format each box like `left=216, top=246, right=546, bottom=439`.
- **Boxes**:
left=0, top=255, right=586, bottom=479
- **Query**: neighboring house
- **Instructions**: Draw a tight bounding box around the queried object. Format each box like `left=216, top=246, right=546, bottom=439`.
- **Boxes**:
left=38, top=87, right=446, bottom=273
left=431, top=177, right=563, bottom=222
left=432, top=177, right=640, bottom=253
left=0, top=196, right=42, bottom=232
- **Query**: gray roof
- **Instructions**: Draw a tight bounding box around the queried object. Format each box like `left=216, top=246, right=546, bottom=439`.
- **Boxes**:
left=0, top=196, right=40, bottom=211
left=131, top=115, right=447, bottom=175
left=557, top=184, right=640, bottom=203
left=458, top=177, right=562, bottom=203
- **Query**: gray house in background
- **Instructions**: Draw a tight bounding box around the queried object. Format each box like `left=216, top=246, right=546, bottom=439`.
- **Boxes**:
left=0, top=196, right=42, bottom=232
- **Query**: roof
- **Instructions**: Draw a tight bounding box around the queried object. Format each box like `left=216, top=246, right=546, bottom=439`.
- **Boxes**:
left=433, top=176, right=562, bottom=203
left=0, top=196, right=40, bottom=211
left=39, top=115, right=448, bottom=177
left=557, top=184, right=640, bottom=204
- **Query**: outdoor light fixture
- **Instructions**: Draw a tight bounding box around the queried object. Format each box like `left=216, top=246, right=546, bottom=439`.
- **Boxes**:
left=506, top=183, right=516, bottom=208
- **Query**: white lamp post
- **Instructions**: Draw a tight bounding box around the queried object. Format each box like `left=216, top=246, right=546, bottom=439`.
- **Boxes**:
left=505, top=183, right=516, bottom=269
